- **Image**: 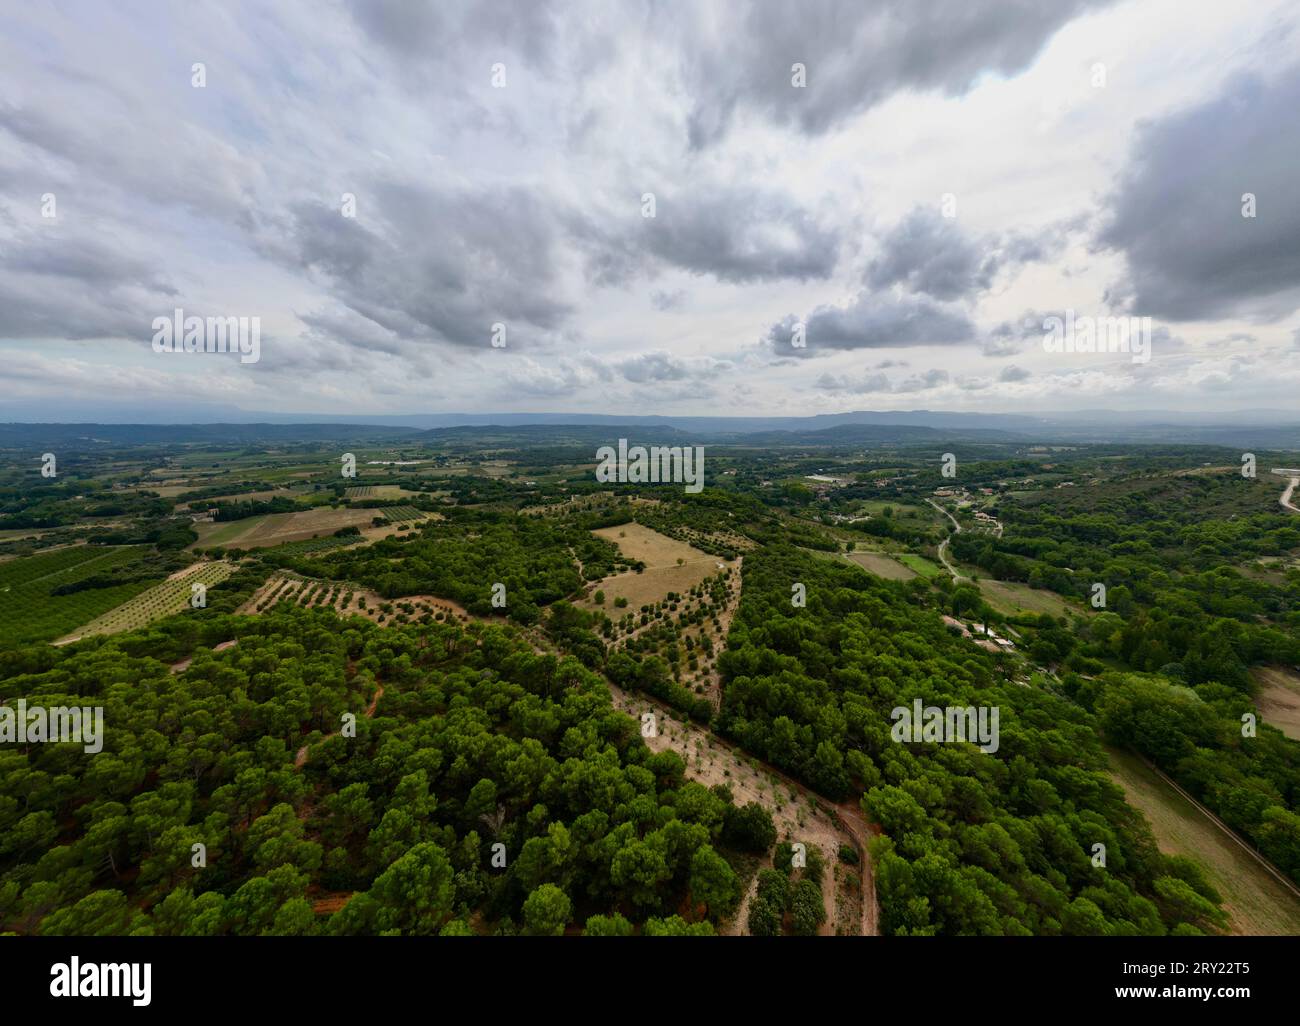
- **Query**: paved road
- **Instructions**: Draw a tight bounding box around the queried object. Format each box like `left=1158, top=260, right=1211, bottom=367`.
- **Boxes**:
left=926, top=499, right=967, bottom=581
left=1281, top=476, right=1300, bottom=514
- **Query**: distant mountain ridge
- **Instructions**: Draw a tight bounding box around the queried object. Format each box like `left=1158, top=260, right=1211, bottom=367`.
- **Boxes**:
left=1, top=409, right=1297, bottom=449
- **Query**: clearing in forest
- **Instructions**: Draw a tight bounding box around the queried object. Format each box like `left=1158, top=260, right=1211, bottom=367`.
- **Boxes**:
left=588, top=524, right=720, bottom=609
left=846, top=551, right=916, bottom=580
left=606, top=682, right=870, bottom=937
left=976, top=578, right=1085, bottom=619
left=896, top=553, right=943, bottom=578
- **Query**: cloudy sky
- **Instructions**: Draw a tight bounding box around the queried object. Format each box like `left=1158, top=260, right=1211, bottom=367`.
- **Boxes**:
left=2, top=0, right=1298, bottom=420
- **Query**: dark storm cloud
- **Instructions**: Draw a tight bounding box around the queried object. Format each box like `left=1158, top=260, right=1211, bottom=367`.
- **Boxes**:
left=572, top=185, right=843, bottom=286
left=276, top=182, right=573, bottom=350
left=866, top=208, right=1060, bottom=301
left=0, top=100, right=254, bottom=223
left=683, top=0, right=1112, bottom=146
left=895, top=368, right=950, bottom=392
left=765, top=291, right=975, bottom=358
left=0, top=232, right=176, bottom=341
left=867, top=209, right=998, bottom=300
left=814, top=367, right=952, bottom=393
left=616, top=350, right=733, bottom=383
left=4, top=234, right=174, bottom=294
left=814, top=371, right=891, bottom=394
left=346, top=0, right=560, bottom=68
left=983, top=310, right=1052, bottom=356
left=0, top=279, right=142, bottom=341
left=1098, top=65, right=1300, bottom=321
left=618, top=351, right=691, bottom=383
left=650, top=289, right=687, bottom=311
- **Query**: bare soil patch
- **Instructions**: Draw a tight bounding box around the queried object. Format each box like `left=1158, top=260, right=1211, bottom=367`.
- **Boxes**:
left=585, top=524, right=722, bottom=610
left=593, top=523, right=708, bottom=565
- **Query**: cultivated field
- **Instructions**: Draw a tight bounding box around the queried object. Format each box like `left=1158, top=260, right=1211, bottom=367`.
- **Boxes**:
left=1251, top=666, right=1300, bottom=740
left=587, top=524, right=723, bottom=609
left=193, top=507, right=384, bottom=549
left=58, top=561, right=236, bottom=642
left=195, top=515, right=269, bottom=546
left=239, top=572, right=469, bottom=626
left=345, top=485, right=423, bottom=500
left=179, top=487, right=300, bottom=508
left=381, top=505, right=427, bottom=524
left=847, top=551, right=916, bottom=580
left=896, top=553, right=943, bottom=578
left=1107, top=748, right=1300, bottom=935
left=976, top=578, right=1085, bottom=619
left=0, top=545, right=157, bottom=645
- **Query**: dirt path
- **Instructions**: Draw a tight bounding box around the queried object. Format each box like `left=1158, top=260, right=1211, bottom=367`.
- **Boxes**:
left=696, top=559, right=743, bottom=711
left=294, top=682, right=385, bottom=768
left=730, top=864, right=765, bottom=935
left=169, top=638, right=239, bottom=675
left=831, top=799, right=879, bottom=936
left=605, top=679, right=877, bottom=936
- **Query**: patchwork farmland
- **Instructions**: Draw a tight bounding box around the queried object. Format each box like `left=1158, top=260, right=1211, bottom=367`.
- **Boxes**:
left=381, top=505, right=426, bottom=524
left=0, top=545, right=159, bottom=645
left=58, top=561, right=237, bottom=642
left=193, top=507, right=384, bottom=549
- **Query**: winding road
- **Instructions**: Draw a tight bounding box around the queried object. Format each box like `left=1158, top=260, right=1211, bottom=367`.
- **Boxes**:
left=1280, top=476, right=1300, bottom=514
left=926, top=498, right=967, bottom=581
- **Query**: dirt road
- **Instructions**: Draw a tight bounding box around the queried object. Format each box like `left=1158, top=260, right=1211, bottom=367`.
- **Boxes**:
left=606, top=680, right=878, bottom=936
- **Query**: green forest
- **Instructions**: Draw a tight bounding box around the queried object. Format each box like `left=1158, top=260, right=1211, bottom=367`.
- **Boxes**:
left=0, top=608, right=770, bottom=936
